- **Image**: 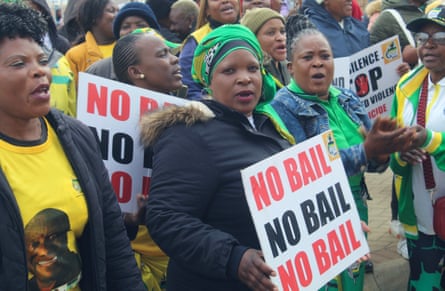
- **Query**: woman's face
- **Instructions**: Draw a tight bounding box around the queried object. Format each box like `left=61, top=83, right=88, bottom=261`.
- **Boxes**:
left=209, top=49, right=262, bottom=116
left=119, top=16, right=150, bottom=38
left=289, top=34, right=334, bottom=99
left=323, top=0, right=352, bottom=22
left=96, top=1, right=119, bottom=39
left=417, top=23, right=445, bottom=82
left=131, top=35, right=183, bottom=93
left=256, top=18, right=286, bottom=61
left=0, top=38, right=51, bottom=122
left=206, top=0, right=239, bottom=24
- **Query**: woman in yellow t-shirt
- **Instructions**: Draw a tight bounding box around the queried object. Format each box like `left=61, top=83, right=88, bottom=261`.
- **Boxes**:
left=65, top=0, right=119, bottom=86
left=0, top=3, right=145, bottom=290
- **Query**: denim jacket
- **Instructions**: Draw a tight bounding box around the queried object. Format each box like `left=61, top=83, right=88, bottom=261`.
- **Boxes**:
left=271, top=86, right=388, bottom=177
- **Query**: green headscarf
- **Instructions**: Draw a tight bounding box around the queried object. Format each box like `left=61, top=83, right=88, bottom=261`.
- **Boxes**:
left=192, top=24, right=276, bottom=104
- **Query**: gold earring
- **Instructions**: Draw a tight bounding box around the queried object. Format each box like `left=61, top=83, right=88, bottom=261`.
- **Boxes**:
left=139, top=73, right=145, bottom=79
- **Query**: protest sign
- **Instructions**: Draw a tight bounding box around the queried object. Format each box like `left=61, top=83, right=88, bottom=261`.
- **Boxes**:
left=241, top=131, right=369, bottom=291
left=333, top=57, right=350, bottom=88
left=77, top=72, right=188, bottom=212
left=334, top=36, right=402, bottom=120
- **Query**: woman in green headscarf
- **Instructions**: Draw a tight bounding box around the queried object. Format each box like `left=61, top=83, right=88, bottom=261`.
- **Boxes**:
left=140, top=24, right=292, bottom=291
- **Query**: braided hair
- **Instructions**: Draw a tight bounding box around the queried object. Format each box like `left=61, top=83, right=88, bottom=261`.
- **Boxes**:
left=285, top=14, right=317, bottom=61
left=0, top=2, right=47, bottom=46
left=113, top=33, right=142, bottom=85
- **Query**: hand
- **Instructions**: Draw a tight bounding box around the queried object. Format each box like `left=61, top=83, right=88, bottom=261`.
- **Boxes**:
left=409, top=124, right=428, bottom=149
left=357, top=221, right=371, bottom=263
left=400, top=148, right=427, bottom=164
left=363, top=117, right=416, bottom=161
left=361, top=221, right=370, bottom=234
left=136, top=194, right=148, bottom=225
left=238, top=249, right=278, bottom=291
left=396, top=62, right=410, bottom=77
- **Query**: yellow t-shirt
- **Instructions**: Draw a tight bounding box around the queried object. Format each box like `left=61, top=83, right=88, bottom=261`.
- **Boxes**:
left=98, top=42, right=115, bottom=58
left=0, top=118, right=88, bottom=291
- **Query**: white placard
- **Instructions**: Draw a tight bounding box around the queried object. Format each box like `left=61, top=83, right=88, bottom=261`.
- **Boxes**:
left=334, top=36, right=402, bottom=121
left=77, top=72, right=188, bottom=212
left=241, top=131, right=369, bottom=290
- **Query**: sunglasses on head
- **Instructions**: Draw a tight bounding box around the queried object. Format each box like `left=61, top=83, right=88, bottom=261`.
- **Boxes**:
left=414, top=31, right=445, bottom=47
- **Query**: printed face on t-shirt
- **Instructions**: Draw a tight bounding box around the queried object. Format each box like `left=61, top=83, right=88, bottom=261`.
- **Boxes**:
left=25, top=208, right=81, bottom=290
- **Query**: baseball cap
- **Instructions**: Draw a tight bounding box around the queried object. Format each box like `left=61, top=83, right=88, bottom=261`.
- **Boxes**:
left=407, top=6, right=445, bottom=32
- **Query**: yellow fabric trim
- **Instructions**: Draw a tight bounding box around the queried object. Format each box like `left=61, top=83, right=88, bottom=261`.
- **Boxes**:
left=131, top=225, right=167, bottom=257
left=394, top=174, right=402, bottom=201
left=394, top=152, right=408, bottom=166
left=134, top=252, right=168, bottom=291
left=190, top=23, right=212, bottom=44
left=425, top=84, right=440, bottom=123
left=402, top=223, right=418, bottom=237
left=424, top=131, right=442, bottom=153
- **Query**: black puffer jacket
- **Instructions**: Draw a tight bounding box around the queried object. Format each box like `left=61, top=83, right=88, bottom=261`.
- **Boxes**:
left=142, top=100, right=291, bottom=291
left=0, top=109, right=145, bottom=291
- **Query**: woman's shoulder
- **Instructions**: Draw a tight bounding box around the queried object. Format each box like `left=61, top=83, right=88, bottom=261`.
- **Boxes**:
left=273, top=87, right=305, bottom=105
left=65, top=41, right=87, bottom=60
left=335, top=87, right=365, bottom=106
left=139, top=101, right=215, bottom=148
left=47, top=109, right=90, bottom=133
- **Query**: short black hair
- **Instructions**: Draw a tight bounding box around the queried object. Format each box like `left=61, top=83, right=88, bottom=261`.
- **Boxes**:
left=78, top=0, right=110, bottom=33
left=0, top=3, right=47, bottom=46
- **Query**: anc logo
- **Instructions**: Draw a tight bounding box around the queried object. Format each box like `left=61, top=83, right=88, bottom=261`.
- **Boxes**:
left=322, top=131, right=339, bottom=161
left=72, top=179, right=82, bottom=192
left=381, top=38, right=401, bottom=64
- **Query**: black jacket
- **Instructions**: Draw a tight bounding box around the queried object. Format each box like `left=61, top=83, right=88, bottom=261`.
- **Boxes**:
left=141, top=100, right=290, bottom=291
left=0, top=109, right=145, bottom=291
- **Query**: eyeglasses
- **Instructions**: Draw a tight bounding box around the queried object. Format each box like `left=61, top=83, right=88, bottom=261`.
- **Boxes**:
left=414, top=31, right=445, bottom=47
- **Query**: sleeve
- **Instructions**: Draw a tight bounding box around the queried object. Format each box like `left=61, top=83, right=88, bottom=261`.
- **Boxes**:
left=422, top=129, right=445, bottom=171
left=339, top=144, right=368, bottom=175
left=179, top=38, right=204, bottom=100
left=71, top=120, right=146, bottom=291
left=370, top=11, right=409, bottom=49
left=64, top=48, right=80, bottom=88
left=389, top=85, right=409, bottom=175
left=84, top=60, right=101, bottom=75
left=60, top=56, right=77, bottom=117
left=146, top=125, right=243, bottom=279
left=94, top=156, right=146, bottom=291
left=343, top=90, right=389, bottom=174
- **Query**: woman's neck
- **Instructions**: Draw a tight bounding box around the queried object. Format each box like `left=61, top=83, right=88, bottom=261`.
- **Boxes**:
left=208, top=16, right=239, bottom=29
left=0, top=117, right=42, bottom=141
left=91, top=28, right=115, bottom=45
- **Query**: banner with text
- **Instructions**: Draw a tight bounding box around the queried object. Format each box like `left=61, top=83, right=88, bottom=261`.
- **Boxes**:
left=77, top=72, right=188, bottom=212
left=241, top=131, right=369, bottom=290
left=334, top=35, right=402, bottom=120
